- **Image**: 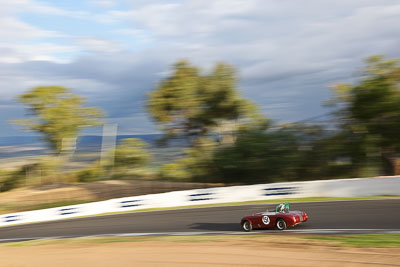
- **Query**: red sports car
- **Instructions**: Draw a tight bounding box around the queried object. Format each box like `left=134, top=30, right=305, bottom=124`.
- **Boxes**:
left=240, top=203, right=308, bottom=231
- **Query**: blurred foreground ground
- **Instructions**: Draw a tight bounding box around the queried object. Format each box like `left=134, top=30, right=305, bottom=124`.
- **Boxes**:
left=1, top=235, right=399, bottom=267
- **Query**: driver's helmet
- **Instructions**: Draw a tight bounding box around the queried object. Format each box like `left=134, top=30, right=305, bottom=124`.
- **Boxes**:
left=276, top=202, right=290, bottom=213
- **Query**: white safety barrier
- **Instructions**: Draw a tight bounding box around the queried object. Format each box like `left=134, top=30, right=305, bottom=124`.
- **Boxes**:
left=1, top=176, right=399, bottom=227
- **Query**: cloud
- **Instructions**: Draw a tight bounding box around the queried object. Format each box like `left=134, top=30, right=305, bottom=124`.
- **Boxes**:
left=88, top=0, right=117, bottom=8
left=0, top=17, right=59, bottom=42
left=0, top=0, right=82, bottom=17
left=77, top=38, right=125, bottom=53
left=1, top=0, right=400, bottom=136
left=0, top=43, right=77, bottom=63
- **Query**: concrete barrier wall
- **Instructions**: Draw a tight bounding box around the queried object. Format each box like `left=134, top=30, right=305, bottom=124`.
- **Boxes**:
left=1, top=176, right=399, bottom=227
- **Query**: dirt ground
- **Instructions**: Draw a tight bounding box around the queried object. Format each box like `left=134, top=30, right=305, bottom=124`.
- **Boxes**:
left=0, top=236, right=399, bottom=267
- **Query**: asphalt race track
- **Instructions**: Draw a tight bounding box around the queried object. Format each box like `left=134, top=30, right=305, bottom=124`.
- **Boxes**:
left=0, top=199, right=399, bottom=242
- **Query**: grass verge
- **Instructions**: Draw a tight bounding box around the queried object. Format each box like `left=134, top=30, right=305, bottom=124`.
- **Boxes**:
left=3, top=233, right=400, bottom=248
left=304, top=234, right=400, bottom=247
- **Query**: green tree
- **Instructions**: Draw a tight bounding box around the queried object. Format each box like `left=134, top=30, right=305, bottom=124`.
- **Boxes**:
left=212, top=125, right=314, bottom=184
left=147, top=60, right=265, bottom=144
left=159, top=137, right=217, bottom=182
left=159, top=162, right=190, bottom=181
left=113, top=138, right=151, bottom=171
left=330, top=55, right=400, bottom=175
left=15, top=86, right=103, bottom=154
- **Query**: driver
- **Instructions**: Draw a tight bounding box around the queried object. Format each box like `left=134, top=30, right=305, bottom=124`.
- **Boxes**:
left=277, top=203, right=285, bottom=213
left=276, top=203, right=289, bottom=213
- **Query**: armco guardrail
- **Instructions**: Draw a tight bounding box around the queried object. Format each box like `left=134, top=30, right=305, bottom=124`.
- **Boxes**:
left=1, top=176, right=399, bottom=227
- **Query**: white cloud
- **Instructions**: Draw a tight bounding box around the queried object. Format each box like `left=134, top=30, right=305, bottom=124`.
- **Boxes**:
left=115, top=28, right=143, bottom=36
left=110, top=3, right=182, bottom=36
left=0, top=17, right=61, bottom=42
left=0, top=43, right=78, bottom=63
left=77, top=38, right=125, bottom=53
left=0, top=0, right=73, bottom=17
left=88, top=0, right=117, bottom=8
left=0, top=1, right=78, bottom=63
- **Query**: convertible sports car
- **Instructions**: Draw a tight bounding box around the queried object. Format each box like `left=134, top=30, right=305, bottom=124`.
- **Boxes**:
left=240, top=203, right=308, bottom=231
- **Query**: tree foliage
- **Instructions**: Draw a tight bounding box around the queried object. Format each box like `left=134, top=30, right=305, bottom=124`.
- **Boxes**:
left=15, top=86, right=103, bottom=154
left=159, top=137, right=217, bottom=182
left=147, top=60, right=265, bottom=144
left=113, top=138, right=151, bottom=170
left=212, top=124, right=326, bottom=183
left=330, top=55, right=400, bottom=175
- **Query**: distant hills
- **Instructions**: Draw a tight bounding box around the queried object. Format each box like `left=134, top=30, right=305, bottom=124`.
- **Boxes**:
left=0, top=134, right=187, bottom=147
left=0, top=134, right=187, bottom=160
left=0, top=136, right=43, bottom=146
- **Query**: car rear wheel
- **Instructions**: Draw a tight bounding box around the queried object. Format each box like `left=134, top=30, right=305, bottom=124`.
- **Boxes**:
left=242, top=220, right=252, bottom=232
left=276, top=219, right=287, bottom=230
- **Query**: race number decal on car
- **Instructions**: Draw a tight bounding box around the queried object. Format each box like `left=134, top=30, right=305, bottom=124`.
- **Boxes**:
left=262, top=215, right=270, bottom=225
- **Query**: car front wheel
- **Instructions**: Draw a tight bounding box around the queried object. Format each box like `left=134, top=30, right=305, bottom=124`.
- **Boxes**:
left=276, top=219, right=287, bottom=230
left=242, top=220, right=252, bottom=232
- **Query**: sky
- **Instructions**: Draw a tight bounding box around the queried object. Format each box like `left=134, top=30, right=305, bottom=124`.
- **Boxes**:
left=0, top=0, right=399, bottom=136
